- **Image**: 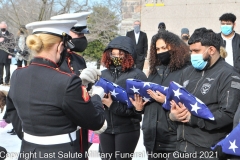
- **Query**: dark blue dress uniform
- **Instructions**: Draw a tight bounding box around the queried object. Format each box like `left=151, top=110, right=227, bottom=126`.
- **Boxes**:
left=60, top=51, right=86, bottom=76
left=6, top=57, right=105, bottom=160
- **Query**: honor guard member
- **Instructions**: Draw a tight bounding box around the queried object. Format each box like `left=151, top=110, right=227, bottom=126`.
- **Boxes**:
left=51, top=12, right=91, bottom=76
left=51, top=12, right=99, bottom=157
left=6, top=20, right=106, bottom=160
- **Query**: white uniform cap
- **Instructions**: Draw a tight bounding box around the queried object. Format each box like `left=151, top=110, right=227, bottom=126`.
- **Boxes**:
left=26, top=20, right=77, bottom=37
left=50, top=12, right=91, bottom=34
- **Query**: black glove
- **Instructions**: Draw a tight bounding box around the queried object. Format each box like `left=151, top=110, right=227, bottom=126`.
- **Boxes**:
left=213, top=145, right=227, bottom=160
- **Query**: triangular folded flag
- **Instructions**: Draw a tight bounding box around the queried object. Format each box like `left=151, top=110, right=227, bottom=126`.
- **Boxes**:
left=95, top=78, right=132, bottom=108
left=163, top=81, right=215, bottom=120
left=211, top=123, right=240, bottom=156
left=126, top=79, right=168, bottom=103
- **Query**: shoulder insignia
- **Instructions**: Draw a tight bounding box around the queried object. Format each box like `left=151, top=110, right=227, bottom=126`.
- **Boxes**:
left=81, top=86, right=90, bottom=102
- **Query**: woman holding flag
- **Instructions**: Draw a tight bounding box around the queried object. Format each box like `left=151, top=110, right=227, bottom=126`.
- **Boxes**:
left=130, top=31, right=190, bottom=160
left=99, top=36, right=147, bottom=160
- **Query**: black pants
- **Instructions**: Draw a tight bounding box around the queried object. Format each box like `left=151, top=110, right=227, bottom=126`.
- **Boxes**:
left=17, top=60, right=27, bottom=67
left=99, top=130, right=140, bottom=160
left=0, top=63, right=10, bottom=84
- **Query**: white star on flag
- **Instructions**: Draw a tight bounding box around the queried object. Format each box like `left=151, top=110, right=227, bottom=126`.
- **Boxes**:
left=190, top=102, right=201, bottom=114
left=173, top=88, right=182, bottom=99
left=143, top=97, right=150, bottom=102
left=143, top=82, right=151, bottom=87
left=164, top=87, right=168, bottom=91
left=110, top=89, right=119, bottom=98
left=130, top=86, right=140, bottom=94
left=229, top=140, right=238, bottom=153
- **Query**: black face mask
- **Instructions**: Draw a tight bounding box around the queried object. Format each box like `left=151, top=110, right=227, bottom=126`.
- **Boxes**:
left=182, top=36, right=189, bottom=41
left=156, top=51, right=171, bottom=65
left=1, top=28, right=6, bottom=32
left=70, top=36, right=88, bottom=52
left=57, top=47, right=67, bottom=67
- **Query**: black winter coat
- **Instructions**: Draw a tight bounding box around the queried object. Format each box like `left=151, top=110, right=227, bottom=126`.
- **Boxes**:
left=177, top=58, right=240, bottom=152
left=101, top=66, right=147, bottom=134
left=142, top=65, right=187, bottom=152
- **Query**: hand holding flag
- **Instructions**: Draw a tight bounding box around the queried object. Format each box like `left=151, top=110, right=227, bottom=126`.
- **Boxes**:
left=164, top=81, right=215, bottom=120
left=126, top=79, right=168, bottom=103
left=95, top=78, right=132, bottom=108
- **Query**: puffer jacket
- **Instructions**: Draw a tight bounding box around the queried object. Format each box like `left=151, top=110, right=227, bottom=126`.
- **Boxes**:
left=101, top=66, right=147, bottom=134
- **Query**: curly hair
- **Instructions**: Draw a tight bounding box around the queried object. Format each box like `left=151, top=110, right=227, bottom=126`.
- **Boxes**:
left=219, top=13, right=236, bottom=23
left=101, top=49, right=134, bottom=72
left=149, top=31, right=190, bottom=75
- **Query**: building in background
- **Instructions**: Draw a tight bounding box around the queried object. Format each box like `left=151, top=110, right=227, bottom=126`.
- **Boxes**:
left=121, top=0, right=240, bottom=75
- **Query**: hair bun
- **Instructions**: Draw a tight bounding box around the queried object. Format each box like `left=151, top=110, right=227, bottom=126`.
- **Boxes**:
left=26, top=35, right=43, bottom=52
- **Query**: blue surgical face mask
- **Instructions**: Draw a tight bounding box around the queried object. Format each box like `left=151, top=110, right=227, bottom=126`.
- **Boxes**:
left=221, top=25, right=233, bottom=35
left=191, top=48, right=210, bottom=70
left=134, top=25, right=140, bottom=33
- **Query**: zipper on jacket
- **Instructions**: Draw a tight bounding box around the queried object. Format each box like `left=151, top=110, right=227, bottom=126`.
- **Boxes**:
left=193, top=71, right=205, bottom=94
left=226, top=91, right=229, bottom=107
left=110, top=111, right=114, bottom=134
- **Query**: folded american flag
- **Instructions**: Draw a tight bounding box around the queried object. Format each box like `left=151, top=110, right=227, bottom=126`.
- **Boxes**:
left=163, top=81, right=215, bottom=120
left=126, top=78, right=168, bottom=102
left=211, top=123, right=240, bottom=156
left=95, top=78, right=132, bottom=108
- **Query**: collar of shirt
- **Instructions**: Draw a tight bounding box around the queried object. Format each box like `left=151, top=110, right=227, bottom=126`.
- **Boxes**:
left=1, top=32, right=5, bottom=35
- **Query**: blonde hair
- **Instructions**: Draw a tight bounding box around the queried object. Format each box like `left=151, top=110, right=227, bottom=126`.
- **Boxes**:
left=26, top=34, right=61, bottom=53
left=220, top=46, right=227, bottom=59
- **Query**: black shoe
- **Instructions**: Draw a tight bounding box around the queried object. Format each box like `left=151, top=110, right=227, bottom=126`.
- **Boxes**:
left=7, top=129, right=14, bottom=134
left=11, top=131, right=16, bottom=135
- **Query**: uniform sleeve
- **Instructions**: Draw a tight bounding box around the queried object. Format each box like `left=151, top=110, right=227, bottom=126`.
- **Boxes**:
left=6, top=89, right=23, bottom=140
left=62, top=76, right=105, bottom=131
left=188, top=74, right=240, bottom=130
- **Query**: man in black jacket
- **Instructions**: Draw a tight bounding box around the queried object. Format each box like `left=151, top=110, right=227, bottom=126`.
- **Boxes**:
left=217, top=13, right=240, bottom=73
left=169, top=28, right=240, bottom=160
left=126, top=20, right=148, bottom=70
left=0, top=22, right=15, bottom=85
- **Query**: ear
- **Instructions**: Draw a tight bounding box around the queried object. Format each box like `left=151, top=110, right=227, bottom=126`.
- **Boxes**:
left=57, top=41, right=64, bottom=55
left=209, top=46, right=216, bottom=55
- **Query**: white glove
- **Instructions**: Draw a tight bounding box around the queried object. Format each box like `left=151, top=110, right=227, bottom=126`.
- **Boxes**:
left=92, top=86, right=105, bottom=99
left=79, top=68, right=101, bottom=86
left=93, top=120, right=107, bottom=134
